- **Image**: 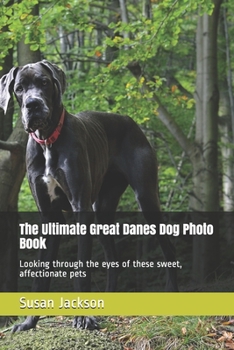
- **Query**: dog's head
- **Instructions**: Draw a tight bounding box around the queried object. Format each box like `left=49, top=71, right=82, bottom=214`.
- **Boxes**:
left=0, top=60, right=66, bottom=133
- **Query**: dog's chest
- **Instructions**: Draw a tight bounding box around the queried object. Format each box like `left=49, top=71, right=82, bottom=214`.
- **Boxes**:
left=43, top=147, right=60, bottom=201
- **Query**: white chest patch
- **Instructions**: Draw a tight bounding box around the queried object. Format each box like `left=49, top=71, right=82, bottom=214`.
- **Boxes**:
left=43, top=147, right=61, bottom=202
left=43, top=174, right=60, bottom=202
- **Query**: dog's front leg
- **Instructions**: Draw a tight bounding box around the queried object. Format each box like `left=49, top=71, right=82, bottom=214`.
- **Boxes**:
left=32, top=230, right=62, bottom=292
left=12, top=176, right=65, bottom=332
left=12, top=213, right=63, bottom=333
left=12, top=316, right=39, bottom=332
left=12, top=215, right=60, bottom=333
left=12, top=216, right=63, bottom=333
left=72, top=212, right=99, bottom=330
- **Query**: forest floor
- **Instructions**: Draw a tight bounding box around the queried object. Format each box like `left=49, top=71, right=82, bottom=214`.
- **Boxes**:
left=1, top=315, right=234, bottom=350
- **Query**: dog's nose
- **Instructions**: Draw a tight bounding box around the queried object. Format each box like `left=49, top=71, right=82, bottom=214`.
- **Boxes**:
left=26, top=97, right=40, bottom=110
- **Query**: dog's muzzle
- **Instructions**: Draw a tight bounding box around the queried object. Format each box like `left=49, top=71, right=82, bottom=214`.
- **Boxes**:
left=26, top=97, right=42, bottom=111
left=23, top=96, right=50, bottom=133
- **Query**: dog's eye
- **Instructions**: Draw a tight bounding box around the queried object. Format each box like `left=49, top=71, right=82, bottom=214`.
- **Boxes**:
left=42, top=80, right=48, bottom=86
left=15, top=85, right=23, bottom=93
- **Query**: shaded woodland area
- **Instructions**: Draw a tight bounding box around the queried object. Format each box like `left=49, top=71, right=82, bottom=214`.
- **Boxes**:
left=0, top=0, right=234, bottom=294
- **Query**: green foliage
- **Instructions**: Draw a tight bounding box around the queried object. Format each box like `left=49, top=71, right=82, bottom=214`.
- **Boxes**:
left=0, top=0, right=40, bottom=66
left=0, top=0, right=216, bottom=211
left=18, top=176, right=37, bottom=212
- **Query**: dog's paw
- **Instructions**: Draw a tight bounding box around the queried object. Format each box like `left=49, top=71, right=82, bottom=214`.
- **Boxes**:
left=73, top=316, right=99, bottom=330
left=12, top=316, right=38, bottom=333
left=12, top=323, right=31, bottom=332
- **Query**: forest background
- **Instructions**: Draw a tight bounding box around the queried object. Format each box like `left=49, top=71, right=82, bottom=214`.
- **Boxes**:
left=0, top=0, right=234, bottom=293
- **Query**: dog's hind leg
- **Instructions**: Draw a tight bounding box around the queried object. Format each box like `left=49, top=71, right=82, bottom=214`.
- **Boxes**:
left=136, top=192, right=178, bottom=291
left=126, top=146, right=178, bottom=291
left=93, top=171, right=128, bottom=292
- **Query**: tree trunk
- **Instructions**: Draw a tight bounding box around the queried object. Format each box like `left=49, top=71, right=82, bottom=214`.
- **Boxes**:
left=0, top=5, right=41, bottom=295
left=105, top=0, right=120, bottom=62
left=219, top=7, right=234, bottom=215
left=191, top=0, right=222, bottom=283
left=142, top=0, right=152, bottom=19
left=218, top=7, right=234, bottom=246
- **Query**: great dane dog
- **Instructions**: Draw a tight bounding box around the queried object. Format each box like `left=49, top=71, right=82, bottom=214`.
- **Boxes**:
left=0, top=60, right=178, bottom=331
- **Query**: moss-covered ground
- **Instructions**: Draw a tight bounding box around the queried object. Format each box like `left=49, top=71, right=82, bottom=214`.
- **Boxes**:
left=1, top=316, right=234, bottom=349
left=0, top=317, right=122, bottom=350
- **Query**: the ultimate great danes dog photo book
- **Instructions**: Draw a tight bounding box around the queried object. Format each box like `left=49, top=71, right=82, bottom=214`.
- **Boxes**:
left=0, top=0, right=234, bottom=349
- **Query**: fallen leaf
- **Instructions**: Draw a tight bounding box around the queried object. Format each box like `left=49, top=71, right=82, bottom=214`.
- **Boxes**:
left=223, top=331, right=233, bottom=340
left=218, top=331, right=233, bottom=342
left=223, top=320, right=234, bottom=325
left=196, top=318, right=203, bottom=330
left=206, top=332, right=217, bottom=337
left=218, top=336, right=226, bottom=342
left=181, top=327, right=187, bottom=335
left=56, top=316, right=64, bottom=321
left=225, top=340, right=234, bottom=349
left=100, top=328, right=108, bottom=333
left=119, top=334, right=131, bottom=341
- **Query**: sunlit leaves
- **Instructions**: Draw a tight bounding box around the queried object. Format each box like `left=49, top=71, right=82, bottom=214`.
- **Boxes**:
left=0, top=0, right=40, bottom=64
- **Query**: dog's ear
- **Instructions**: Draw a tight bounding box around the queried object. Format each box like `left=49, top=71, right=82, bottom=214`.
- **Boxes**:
left=41, top=60, right=66, bottom=98
left=0, top=67, right=18, bottom=114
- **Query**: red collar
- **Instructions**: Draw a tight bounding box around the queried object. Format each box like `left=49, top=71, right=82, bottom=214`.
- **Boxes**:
left=30, top=109, right=65, bottom=146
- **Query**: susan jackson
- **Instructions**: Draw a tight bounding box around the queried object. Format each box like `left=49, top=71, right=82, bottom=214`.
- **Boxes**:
left=19, top=296, right=105, bottom=310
